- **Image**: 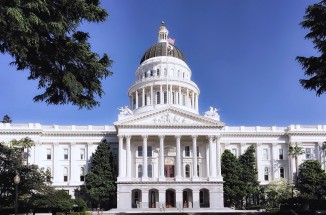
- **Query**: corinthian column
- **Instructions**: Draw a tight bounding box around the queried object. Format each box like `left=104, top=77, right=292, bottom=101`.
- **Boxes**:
left=208, top=135, right=217, bottom=178
left=118, top=135, right=125, bottom=178
left=142, top=135, right=148, bottom=178
left=175, top=135, right=182, bottom=179
left=126, top=135, right=131, bottom=178
left=192, top=135, right=198, bottom=178
left=159, top=135, right=165, bottom=179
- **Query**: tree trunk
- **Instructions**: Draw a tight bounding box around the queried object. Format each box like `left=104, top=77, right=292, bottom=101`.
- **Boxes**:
left=295, top=156, right=299, bottom=185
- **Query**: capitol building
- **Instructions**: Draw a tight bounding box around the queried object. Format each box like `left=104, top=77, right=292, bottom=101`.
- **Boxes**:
left=1, top=22, right=326, bottom=212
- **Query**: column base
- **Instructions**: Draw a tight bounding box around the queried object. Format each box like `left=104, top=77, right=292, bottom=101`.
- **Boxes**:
left=141, top=176, right=148, bottom=182
left=159, top=177, right=166, bottom=181
left=175, top=176, right=182, bottom=181
left=208, top=176, right=223, bottom=182
left=191, top=176, right=200, bottom=181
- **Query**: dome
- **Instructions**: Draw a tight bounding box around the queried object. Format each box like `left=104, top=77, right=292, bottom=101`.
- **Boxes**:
left=140, top=42, right=185, bottom=64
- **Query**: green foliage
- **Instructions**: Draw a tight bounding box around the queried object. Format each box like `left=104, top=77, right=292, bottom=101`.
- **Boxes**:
left=288, top=143, right=305, bottom=185
left=239, top=145, right=260, bottom=205
left=264, top=179, right=293, bottom=208
left=30, top=188, right=74, bottom=213
left=1, top=115, right=12, bottom=123
left=85, top=140, right=117, bottom=209
left=297, top=160, right=326, bottom=200
left=0, top=0, right=113, bottom=109
left=0, top=142, right=50, bottom=212
left=221, top=149, right=244, bottom=208
left=297, top=0, right=326, bottom=96
left=221, top=146, right=259, bottom=209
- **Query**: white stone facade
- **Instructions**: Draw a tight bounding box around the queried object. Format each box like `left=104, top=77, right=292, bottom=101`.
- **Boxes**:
left=1, top=23, right=326, bottom=212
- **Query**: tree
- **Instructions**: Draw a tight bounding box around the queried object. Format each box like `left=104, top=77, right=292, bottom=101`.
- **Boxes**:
left=10, top=137, right=35, bottom=165
left=288, top=143, right=305, bottom=185
left=0, top=0, right=113, bottom=109
left=296, top=0, right=326, bottom=96
left=30, top=188, right=75, bottom=214
left=221, top=149, right=244, bottom=208
left=0, top=142, right=50, bottom=212
left=85, top=140, right=117, bottom=209
left=1, top=115, right=12, bottom=123
left=238, top=145, right=260, bottom=208
left=297, top=160, right=326, bottom=200
left=264, top=179, right=293, bottom=208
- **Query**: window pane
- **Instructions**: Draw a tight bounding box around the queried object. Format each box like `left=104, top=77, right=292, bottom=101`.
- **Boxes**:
left=138, top=146, right=143, bottom=157
left=148, top=165, right=152, bottom=178
left=147, top=146, right=152, bottom=157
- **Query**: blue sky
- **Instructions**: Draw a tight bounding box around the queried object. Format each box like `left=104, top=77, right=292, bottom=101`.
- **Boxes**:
left=0, top=0, right=325, bottom=126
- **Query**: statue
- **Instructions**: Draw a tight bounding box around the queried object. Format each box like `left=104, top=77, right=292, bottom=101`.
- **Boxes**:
left=204, top=106, right=219, bottom=119
left=118, top=106, right=133, bottom=116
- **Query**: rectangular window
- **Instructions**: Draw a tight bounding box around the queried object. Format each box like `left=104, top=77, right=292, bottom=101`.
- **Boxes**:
left=185, top=146, right=190, bottom=157
left=262, top=148, right=268, bottom=160
left=148, top=165, right=152, bottom=178
left=47, top=148, right=51, bottom=160
left=156, top=92, right=160, bottom=104
left=264, top=167, right=269, bottom=181
left=164, top=91, right=167, bottom=104
left=80, top=148, right=85, bottom=160
left=144, top=93, right=147, bottom=106
left=280, top=167, right=285, bottom=178
left=147, top=146, right=152, bottom=157
left=279, top=149, right=284, bottom=160
left=64, top=148, right=68, bottom=160
left=157, top=69, right=160, bottom=76
left=138, top=146, right=143, bottom=157
left=305, top=148, right=313, bottom=159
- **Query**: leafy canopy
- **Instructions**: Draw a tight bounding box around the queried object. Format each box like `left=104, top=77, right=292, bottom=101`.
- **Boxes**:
left=0, top=0, right=112, bottom=109
left=0, top=142, right=50, bottom=210
left=297, top=0, right=326, bottom=96
left=297, top=160, right=326, bottom=200
left=85, top=140, right=117, bottom=208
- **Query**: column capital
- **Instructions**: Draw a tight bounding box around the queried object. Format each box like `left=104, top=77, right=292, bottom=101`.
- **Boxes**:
left=207, top=135, right=214, bottom=142
left=256, top=142, right=262, bottom=147
left=117, top=135, right=125, bottom=139
left=192, top=135, right=198, bottom=140
left=272, top=142, right=278, bottom=147
left=318, top=142, right=324, bottom=147
left=175, top=135, right=181, bottom=140
left=159, top=135, right=165, bottom=140
left=142, top=135, right=148, bottom=140
left=125, top=135, right=131, bottom=140
left=240, top=142, right=246, bottom=147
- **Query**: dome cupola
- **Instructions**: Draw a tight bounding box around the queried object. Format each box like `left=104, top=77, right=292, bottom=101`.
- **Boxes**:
left=128, top=22, right=200, bottom=115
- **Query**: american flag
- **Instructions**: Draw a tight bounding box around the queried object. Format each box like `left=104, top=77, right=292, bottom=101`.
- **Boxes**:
left=168, top=37, right=175, bottom=45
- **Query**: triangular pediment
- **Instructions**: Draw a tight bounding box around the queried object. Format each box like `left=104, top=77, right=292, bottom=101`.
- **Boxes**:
left=114, top=106, right=224, bottom=128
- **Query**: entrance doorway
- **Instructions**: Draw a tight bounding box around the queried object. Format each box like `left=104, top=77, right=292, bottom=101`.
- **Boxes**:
left=183, top=189, right=193, bottom=208
left=165, top=189, right=175, bottom=208
left=164, top=165, right=174, bottom=177
left=149, top=189, right=158, bottom=208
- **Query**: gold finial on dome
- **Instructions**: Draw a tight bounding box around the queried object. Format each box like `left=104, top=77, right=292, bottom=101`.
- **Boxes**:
left=161, top=21, right=165, bottom=26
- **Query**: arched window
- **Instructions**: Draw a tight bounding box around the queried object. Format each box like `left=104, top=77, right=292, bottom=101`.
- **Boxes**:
left=80, top=167, right=85, bottom=181
left=164, top=91, right=167, bottom=104
left=264, top=167, right=269, bottom=181
left=63, top=167, right=68, bottom=182
left=148, top=164, right=153, bottom=178
left=156, top=92, right=160, bottom=104
left=138, top=165, right=143, bottom=178
left=185, top=164, right=190, bottom=178
left=280, top=167, right=285, bottom=178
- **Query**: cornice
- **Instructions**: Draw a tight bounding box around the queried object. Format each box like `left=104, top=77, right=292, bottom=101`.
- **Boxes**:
left=117, top=180, right=223, bottom=185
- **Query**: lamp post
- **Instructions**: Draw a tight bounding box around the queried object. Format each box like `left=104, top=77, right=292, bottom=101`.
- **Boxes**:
left=14, top=174, right=20, bottom=215
left=77, top=187, right=80, bottom=212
